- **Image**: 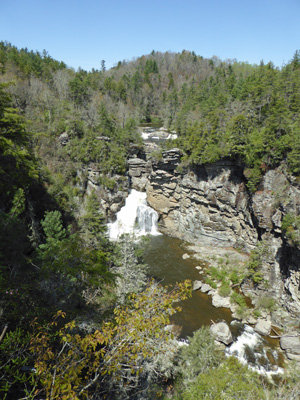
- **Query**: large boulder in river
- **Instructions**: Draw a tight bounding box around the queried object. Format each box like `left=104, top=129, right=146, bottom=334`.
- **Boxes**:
left=280, top=332, right=300, bottom=361
left=200, top=283, right=212, bottom=293
left=193, top=280, right=202, bottom=291
left=254, top=318, right=272, bottom=336
left=212, top=293, right=231, bottom=309
left=210, top=322, right=233, bottom=345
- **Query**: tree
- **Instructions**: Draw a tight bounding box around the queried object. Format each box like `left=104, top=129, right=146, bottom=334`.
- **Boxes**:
left=20, top=280, right=192, bottom=399
left=0, top=83, right=38, bottom=210
left=79, top=190, right=107, bottom=250
left=112, top=234, right=148, bottom=303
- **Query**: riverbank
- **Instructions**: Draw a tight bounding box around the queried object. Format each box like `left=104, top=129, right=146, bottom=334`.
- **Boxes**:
left=143, top=234, right=286, bottom=376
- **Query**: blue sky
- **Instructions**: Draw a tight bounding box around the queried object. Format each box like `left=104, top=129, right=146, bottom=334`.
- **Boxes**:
left=1, top=0, right=299, bottom=71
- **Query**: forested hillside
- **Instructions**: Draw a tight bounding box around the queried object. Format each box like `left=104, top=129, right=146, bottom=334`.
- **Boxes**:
left=1, top=41, right=300, bottom=399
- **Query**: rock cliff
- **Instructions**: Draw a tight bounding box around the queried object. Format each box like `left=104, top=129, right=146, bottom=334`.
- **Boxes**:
left=127, top=148, right=300, bottom=324
left=146, top=149, right=257, bottom=249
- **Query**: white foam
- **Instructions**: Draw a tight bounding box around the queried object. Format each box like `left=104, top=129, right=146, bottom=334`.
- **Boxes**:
left=226, top=324, right=283, bottom=377
left=108, top=190, right=161, bottom=240
left=166, top=133, right=178, bottom=140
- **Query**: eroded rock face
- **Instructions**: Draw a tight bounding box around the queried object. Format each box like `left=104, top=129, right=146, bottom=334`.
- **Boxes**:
left=147, top=151, right=257, bottom=249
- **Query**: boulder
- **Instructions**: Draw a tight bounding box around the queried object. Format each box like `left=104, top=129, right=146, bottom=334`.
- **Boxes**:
left=193, top=280, right=202, bottom=291
left=210, top=322, right=233, bottom=345
left=212, top=293, right=231, bottom=309
left=182, top=253, right=190, bottom=260
left=200, top=283, right=212, bottom=293
left=280, top=332, right=300, bottom=357
left=254, top=318, right=272, bottom=336
left=59, top=132, right=69, bottom=146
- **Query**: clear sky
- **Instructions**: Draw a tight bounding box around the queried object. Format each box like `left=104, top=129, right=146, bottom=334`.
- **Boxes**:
left=1, top=0, right=299, bottom=71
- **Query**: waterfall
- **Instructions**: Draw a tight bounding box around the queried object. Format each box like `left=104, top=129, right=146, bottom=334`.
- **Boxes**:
left=108, top=190, right=161, bottom=240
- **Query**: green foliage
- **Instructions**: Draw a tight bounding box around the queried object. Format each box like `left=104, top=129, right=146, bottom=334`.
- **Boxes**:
left=282, top=213, right=300, bottom=246
left=0, top=41, right=66, bottom=79
left=218, top=281, right=231, bottom=297
left=2, top=281, right=191, bottom=399
left=176, top=327, right=221, bottom=383
left=230, top=291, right=248, bottom=317
left=112, top=234, right=148, bottom=303
left=39, top=210, right=66, bottom=246
left=37, top=210, right=113, bottom=290
left=230, top=291, right=247, bottom=307
left=179, top=356, right=265, bottom=400
left=256, top=295, right=277, bottom=312
left=247, top=241, right=270, bottom=283
left=79, top=190, right=107, bottom=250
left=0, top=328, right=35, bottom=399
left=0, top=84, right=38, bottom=209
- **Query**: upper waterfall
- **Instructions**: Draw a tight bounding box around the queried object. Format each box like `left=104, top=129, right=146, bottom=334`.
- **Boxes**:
left=108, top=189, right=161, bottom=240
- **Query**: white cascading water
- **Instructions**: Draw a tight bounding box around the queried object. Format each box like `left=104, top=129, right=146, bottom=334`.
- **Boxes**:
left=226, top=323, right=284, bottom=378
left=108, top=189, right=161, bottom=240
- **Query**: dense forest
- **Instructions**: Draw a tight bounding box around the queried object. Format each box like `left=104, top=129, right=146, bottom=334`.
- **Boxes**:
left=1, top=41, right=300, bottom=399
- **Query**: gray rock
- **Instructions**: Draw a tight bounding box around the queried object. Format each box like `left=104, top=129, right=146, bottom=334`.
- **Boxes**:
left=210, top=322, right=233, bottom=345
left=200, top=283, right=212, bottom=293
left=193, top=280, right=202, bottom=291
left=254, top=319, right=272, bottom=336
left=245, top=315, right=257, bottom=325
left=59, top=132, right=69, bottom=146
left=280, top=332, right=300, bottom=355
left=182, top=253, right=190, bottom=259
left=212, top=294, right=231, bottom=309
left=286, top=352, right=300, bottom=361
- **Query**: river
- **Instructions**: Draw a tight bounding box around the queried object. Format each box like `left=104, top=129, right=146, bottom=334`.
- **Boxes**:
left=108, top=189, right=285, bottom=377
left=143, top=234, right=232, bottom=337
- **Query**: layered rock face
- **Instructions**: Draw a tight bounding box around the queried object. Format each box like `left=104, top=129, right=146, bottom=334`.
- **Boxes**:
left=126, top=146, right=300, bottom=322
left=146, top=149, right=258, bottom=249
left=249, top=167, right=300, bottom=319
left=141, top=149, right=300, bottom=322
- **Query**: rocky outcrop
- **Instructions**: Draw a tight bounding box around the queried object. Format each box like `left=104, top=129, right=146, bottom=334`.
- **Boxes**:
left=82, top=164, right=129, bottom=220
left=147, top=149, right=257, bottom=249
left=144, top=150, right=300, bottom=323
left=250, top=168, right=300, bottom=321
left=128, top=157, right=152, bottom=191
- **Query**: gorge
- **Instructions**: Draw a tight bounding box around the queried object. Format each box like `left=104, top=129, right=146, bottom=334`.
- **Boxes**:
left=3, top=44, right=300, bottom=398
left=89, top=127, right=300, bottom=372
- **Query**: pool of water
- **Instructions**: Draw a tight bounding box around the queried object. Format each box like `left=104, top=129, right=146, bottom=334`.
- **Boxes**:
left=143, top=235, right=232, bottom=338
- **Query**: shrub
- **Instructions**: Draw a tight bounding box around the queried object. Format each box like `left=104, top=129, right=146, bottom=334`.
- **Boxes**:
left=180, top=357, right=265, bottom=400
left=176, top=326, right=221, bottom=383
left=218, top=282, right=231, bottom=297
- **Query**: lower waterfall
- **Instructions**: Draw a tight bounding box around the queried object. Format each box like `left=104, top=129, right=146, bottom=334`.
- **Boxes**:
left=108, top=189, right=161, bottom=240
